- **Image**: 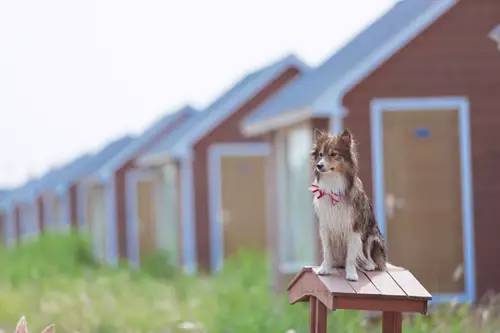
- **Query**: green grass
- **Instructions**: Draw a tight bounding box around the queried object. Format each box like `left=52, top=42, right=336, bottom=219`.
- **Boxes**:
left=0, top=234, right=498, bottom=332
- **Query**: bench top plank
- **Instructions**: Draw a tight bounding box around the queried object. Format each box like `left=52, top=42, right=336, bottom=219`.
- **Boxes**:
left=387, top=269, right=432, bottom=299
left=347, top=271, right=381, bottom=295
left=364, top=270, right=406, bottom=297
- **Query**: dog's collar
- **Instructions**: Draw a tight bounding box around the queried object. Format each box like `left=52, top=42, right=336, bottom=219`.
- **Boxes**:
left=310, top=184, right=343, bottom=206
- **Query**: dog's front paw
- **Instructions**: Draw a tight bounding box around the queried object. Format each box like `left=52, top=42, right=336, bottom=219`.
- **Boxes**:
left=317, top=263, right=334, bottom=275
left=345, top=266, right=359, bottom=281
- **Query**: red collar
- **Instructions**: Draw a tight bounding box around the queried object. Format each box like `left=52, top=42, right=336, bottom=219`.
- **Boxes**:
left=310, top=184, right=343, bottom=206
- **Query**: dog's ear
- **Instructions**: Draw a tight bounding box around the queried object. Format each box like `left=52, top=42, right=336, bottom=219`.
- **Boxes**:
left=339, top=129, right=353, bottom=146
left=313, top=128, right=328, bottom=143
left=41, top=324, right=55, bottom=333
left=15, top=316, right=29, bottom=333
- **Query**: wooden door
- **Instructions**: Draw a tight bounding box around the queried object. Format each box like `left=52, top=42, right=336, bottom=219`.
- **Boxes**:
left=383, top=110, right=464, bottom=294
left=137, top=180, right=156, bottom=260
left=220, top=156, right=267, bottom=258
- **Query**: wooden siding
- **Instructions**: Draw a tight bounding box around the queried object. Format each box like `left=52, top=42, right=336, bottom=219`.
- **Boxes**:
left=343, top=0, right=500, bottom=297
left=193, top=67, right=301, bottom=271
left=115, top=114, right=192, bottom=259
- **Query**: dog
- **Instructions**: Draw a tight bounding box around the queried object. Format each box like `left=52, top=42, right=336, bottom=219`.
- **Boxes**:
left=311, top=129, right=387, bottom=281
left=15, top=316, right=54, bottom=333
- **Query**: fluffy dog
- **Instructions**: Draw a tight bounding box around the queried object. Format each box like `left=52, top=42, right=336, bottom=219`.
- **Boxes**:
left=311, top=129, right=386, bottom=281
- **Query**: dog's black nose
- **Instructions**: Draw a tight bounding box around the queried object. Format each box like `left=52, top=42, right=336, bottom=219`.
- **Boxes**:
left=316, top=163, right=324, bottom=171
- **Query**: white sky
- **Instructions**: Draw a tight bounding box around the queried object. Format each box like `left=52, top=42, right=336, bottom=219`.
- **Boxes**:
left=0, top=0, right=395, bottom=188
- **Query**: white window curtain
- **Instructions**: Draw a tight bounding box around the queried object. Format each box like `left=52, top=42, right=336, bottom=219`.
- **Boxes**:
left=279, top=125, right=315, bottom=272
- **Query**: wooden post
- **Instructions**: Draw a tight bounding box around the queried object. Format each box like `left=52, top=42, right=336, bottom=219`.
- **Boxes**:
left=382, top=311, right=402, bottom=333
left=309, top=297, right=327, bottom=333
left=309, top=296, right=317, bottom=333
left=315, top=298, right=327, bottom=333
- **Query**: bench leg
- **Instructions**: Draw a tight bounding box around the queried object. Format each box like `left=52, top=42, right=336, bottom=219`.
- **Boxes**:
left=382, top=311, right=402, bottom=333
left=309, top=296, right=317, bottom=333
left=309, top=297, right=327, bottom=333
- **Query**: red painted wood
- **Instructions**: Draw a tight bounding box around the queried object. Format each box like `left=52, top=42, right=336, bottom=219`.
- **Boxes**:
left=334, top=296, right=427, bottom=313
left=315, top=268, right=356, bottom=295
left=365, top=271, right=406, bottom=297
left=388, top=270, right=432, bottom=299
left=315, top=298, right=327, bottom=333
left=382, top=312, right=402, bottom=333
left=347, top=271, right=380, bottom=295
left=309, top=296, right=317, bottom=333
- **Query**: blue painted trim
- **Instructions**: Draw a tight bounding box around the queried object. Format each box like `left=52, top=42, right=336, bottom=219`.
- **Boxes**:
left=370, top=96, right=475, bottom=304
left=125, top=171, right=140, bottom=268
left=207, top=150, right=222, bottom=272
left=105, top=178, right=118, bottom=266
left=180, top=157, right=197, bottom=274
left=370, top=103, right=386, bottom=237
left=458, top=100, right=476, bottom=303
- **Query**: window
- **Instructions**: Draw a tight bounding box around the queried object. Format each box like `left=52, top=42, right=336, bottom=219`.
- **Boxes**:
left=279, top=125, right=315, bottom=272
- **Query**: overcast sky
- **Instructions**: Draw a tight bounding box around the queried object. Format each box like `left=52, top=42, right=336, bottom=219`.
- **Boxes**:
left=0, top=0, right=395, bottom=187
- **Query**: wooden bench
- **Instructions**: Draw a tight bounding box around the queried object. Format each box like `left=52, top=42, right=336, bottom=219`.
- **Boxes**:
left=288, top=266, right=432, bottom=333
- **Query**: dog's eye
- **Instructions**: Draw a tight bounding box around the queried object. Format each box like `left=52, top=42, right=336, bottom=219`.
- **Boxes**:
left=319, top=152, right=323, bottom=157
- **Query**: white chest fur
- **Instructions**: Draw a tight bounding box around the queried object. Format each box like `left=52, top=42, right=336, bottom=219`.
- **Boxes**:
left=313, top=172, right=353, bottom=263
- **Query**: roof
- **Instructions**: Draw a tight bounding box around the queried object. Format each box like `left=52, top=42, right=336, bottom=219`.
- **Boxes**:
left=0, top=178, right=40, bottom=209
left=0, top=135, right=134, bottom=209
left=243, top=0, right=457, bottom=135
left=137, top=110, right=202, bottom=166
left=96, top=105, right=197, bottom=179
left=52, top=135, right=134, bottom=192
left=161, top=54, right=308, bottom=159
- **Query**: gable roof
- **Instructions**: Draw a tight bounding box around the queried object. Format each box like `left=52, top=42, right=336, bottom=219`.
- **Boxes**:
left=0, top=136, right=134, bottom=210
left=243, top=0, right=457, bottom=135
left=52, top=135, right=134, bottom=193
left=0, top=178, right=42, bottom=209
left=162, top=54, right=308, bottom=159
left=96, top=105, right=197, bottom=180
left=1, top=155, right=92, bottom=207
left=137, top=110, right=202, bottom=166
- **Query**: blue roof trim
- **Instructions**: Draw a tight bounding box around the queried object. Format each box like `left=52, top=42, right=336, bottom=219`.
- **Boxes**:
left=53, top=135, right=134, bottom=193
left=243, top=0, right=445, bottom=130
left=164, top=54, right=308, bottom=158
left=97, top=105, right=198, bottom=179
left=138, top=110, right=202, bottom=162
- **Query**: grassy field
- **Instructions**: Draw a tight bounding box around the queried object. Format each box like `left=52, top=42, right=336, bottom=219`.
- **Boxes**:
left=0, top=234, right=498, bottom=332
